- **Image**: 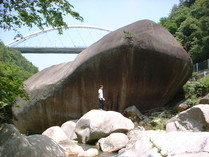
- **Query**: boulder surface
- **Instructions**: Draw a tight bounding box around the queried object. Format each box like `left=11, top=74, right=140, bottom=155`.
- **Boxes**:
left=0, top=123, right=66, bottom=157
left=13, top=19, right=193, bottom=133
left=42, top=126, right=83, bottom=155
left=75, top=110, right=134, bottom=143
left=119, top=130, right=209, bottom=157
left=98, top=133, right=129, bottom=153
left=166, top=104, right=209, bottom=132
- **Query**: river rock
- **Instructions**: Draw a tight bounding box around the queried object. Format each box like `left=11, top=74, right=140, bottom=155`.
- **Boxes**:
left=61, top=121, right=77, bottom=140
left=0, top=123, right=66, bottom=157
left=124, top=105, right=146, bottom=127
left=166, top=104, right=209, bottom=132
left=98, top=133, right=129, bottom=153
left=75, top=110, right=134, bottom=144
left=42, top=126, right=83, bottom=155
left=78, top=148, right=99, bottom=157
left=199, top=94, right=209, bottom=104
left=119, top=130, right=209, bottom=157
left=13, top=19, right=193, bottom=134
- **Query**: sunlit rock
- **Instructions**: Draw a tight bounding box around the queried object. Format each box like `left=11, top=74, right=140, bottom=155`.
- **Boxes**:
left=42, top=126, right=83, bottom=155
left=75, top=110, right=134, bottom=144
left=166, top=104, right=209, bottom=132
left=119, top=130, right=209, bottom=157
left=61, top=121, right=77, bottom=140
left=98, top=133, right=129, bottom=153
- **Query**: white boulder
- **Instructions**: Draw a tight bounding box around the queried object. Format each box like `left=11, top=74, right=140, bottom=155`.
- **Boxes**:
left=61, top=121, right=77, bottom=140
left=119, top=130, right=209, bottom=157
left=98, top=133, right=129, bottom=153
left=42, top=126, right=83, bottom=155
left=78, top=148, right=99, bottom=157
left=75, top=109, right=134, bottom=143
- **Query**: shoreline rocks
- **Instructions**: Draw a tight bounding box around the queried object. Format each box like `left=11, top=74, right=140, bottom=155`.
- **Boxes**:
left=118, top=129, right=209, bottom=157
left=166, top=104, right=209, bottom=132
left=2, top=106, right=209, bottom=157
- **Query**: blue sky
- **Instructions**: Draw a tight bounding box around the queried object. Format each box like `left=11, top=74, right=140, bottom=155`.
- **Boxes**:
left=0, top=0, right=180, bottom=70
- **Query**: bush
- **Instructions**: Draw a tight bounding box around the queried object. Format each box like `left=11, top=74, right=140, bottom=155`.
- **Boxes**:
left=0, top=62, right=29, bottom=123
left=149, top=110, right=176, bottom=130
left=192, top=72, right=200, bottom=80
left=183, top=81, right=207, bottom=98
left=183, top=74, right=209, bottom=106
left=0, top=43, right=38, bottom=123
left=200, top=74, right=209, bottom=92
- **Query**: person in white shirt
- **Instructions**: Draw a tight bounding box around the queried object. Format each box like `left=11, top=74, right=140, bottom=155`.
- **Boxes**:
left=98, top=85, right=105, bottom=109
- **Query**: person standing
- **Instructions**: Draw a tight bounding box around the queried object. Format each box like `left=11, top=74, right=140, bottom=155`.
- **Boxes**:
left=98, top=85, right=105, bottom=109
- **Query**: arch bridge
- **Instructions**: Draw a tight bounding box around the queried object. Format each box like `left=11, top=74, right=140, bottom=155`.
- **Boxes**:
left=6, top=25, right=112, bottom=54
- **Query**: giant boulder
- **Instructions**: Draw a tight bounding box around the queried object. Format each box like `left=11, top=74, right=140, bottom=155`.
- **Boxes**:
left=13, top=20, right=193, bottom=134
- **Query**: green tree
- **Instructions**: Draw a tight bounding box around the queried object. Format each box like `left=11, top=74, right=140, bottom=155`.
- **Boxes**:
left=0, top=42, right=38, bottom=80
left=0, top=62, right=29, bottom=123
left=160, top=0, right=209, bottom=63
left=0, top=43, right=38, bottom=123
left=0, top=0, right=83, bottom=33
left=0, top=0, right=82, bottom=123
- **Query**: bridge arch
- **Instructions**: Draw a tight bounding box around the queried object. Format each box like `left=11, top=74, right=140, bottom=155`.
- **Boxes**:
left=6, top=25, right=113, bottom=47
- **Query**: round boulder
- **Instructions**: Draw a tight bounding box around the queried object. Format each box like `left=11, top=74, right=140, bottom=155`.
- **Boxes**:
left=98, top=133, right=129, bottom=153
left=75, top=110, right=134, bottom=144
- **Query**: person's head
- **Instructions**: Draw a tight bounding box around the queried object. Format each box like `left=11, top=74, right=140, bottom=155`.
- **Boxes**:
left=100, top=85, right=103, bottom=89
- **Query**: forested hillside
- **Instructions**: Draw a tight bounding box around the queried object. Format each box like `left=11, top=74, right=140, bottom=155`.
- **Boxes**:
left=160, top=0, right=209, bottom=63
left=0, top=42, right=38, bottom=81
left=0, top=42, right=38, bottom=123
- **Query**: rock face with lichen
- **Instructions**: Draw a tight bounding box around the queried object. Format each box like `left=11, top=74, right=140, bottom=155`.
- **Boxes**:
left=13, top=19, right=193, bottom=134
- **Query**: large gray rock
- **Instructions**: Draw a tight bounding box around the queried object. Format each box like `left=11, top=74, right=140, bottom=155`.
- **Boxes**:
left=119, top=130, right=209, bottom=157
left=0, top=123, right=66, bottom=157
left=75, top=110, right=134, bottom=144
left=166, top=104, right=209, bottom=132
left=13, top=19, right=193, bottom=134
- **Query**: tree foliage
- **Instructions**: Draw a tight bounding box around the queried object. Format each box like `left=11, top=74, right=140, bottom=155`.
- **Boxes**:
left=0, top=43, right=38, bottom=123
left=160, top=0, right=209, bottom=63
left=0, top=1, right=82, bottom=123
left=0, top=0, right=83, bottom=33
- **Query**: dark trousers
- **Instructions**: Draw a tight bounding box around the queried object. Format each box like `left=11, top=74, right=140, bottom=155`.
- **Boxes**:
left=99, top=99, right=104, bottom=109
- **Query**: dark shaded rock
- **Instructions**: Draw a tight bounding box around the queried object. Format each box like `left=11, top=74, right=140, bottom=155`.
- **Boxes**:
left=13, top=20, right=193, bottom=134
left=199, top=94, right=209, bottom=104
left=0, top=123, right=66, bottom=157
left=124, top=105, right=149, bottom=127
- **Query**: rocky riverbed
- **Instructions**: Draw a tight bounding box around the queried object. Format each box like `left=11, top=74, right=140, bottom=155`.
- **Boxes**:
left=1, top=104, right=209, bottom=157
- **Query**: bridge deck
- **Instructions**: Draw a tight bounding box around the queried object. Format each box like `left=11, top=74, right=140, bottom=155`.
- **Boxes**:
left=12, top=47, right=86, bottom=54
